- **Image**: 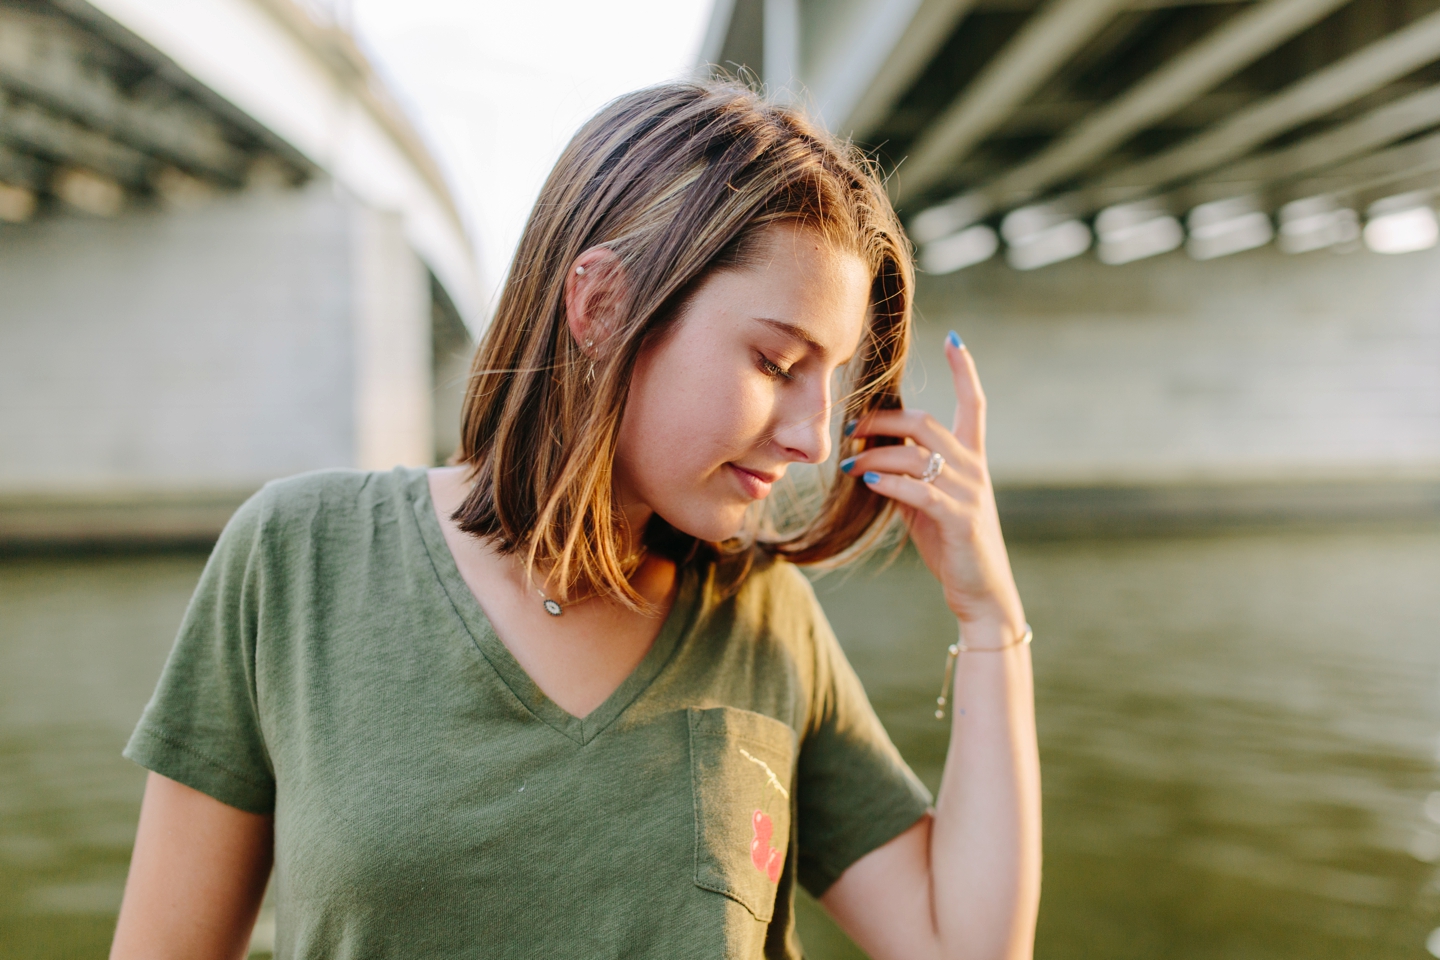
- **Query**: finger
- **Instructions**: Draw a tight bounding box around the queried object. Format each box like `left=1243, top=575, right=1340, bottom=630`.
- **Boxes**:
left=848, top=407, right=970, bottom=464
left=944, top=331, right=986, bottom=453
left=841, top=443, right=973, bottom=488
left=846, top=452, right=982, bottom=513
left=841, top=444, right=935, bottom=480
left=859, top=469, right=960, bottom=525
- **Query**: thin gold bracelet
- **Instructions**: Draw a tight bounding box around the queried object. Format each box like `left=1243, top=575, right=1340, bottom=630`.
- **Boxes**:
left=934, top=624, right=1033, bottom=720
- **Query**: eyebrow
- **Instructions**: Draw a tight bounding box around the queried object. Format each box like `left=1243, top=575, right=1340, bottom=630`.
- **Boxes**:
left=753, top=317, right=829, bottom=359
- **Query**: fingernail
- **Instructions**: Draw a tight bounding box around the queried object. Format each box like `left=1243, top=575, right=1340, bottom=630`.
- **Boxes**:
left=947, top=330, right=963, bottom=349
left=839, top=456, right=858, bottom=474
left=843, top=419, right=858, bottom=437
left=863, top=471, right=881, bottom=485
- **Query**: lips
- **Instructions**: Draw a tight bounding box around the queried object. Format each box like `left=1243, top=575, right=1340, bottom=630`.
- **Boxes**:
left=728, top=463, right=781, bottom=499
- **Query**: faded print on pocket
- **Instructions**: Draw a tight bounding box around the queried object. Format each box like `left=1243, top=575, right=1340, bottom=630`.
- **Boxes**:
left=688, top=706, right=797, bottom=922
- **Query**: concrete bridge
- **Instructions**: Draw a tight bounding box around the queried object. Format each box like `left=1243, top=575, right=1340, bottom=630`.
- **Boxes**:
left=3, top=0, right=1436, bottom=547
left=704, top=0, right=1440, bottom=532
left=0, top=0, right=482, bottom=546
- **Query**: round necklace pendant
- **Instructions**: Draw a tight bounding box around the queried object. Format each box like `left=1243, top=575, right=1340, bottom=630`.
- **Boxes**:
left=542, top=598, right=563, bottom=617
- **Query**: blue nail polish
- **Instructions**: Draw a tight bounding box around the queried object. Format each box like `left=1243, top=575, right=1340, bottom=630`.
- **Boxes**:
left=843, top=419, right=858, bottom=437
left=863, top=471, right=881, bottom=485
left=947, top=330, right=963, bottom=349
left=839, top=456, right=858, bottom=474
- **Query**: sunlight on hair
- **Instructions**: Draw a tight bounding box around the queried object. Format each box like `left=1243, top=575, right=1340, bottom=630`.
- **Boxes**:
left=449, top=81, right=914, bottom=609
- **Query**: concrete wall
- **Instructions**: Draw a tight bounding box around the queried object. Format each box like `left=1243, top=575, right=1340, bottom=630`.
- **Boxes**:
left=351, top=204, right=433, bottom=472
left=0, top=181, right=437, bottom=544
left=430, top=279, right=473, bottom=466
left=905, top=244, right=1440, bottom=490
left=7, top=180, right=1434, bottom=542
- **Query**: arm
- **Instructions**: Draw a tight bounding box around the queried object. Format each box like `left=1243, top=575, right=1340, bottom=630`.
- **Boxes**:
left=110, top=772, right=274, bottom=960
left=819, top=334, right=1042, bottom=960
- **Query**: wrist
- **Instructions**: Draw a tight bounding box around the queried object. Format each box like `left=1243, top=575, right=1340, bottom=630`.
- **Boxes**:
left=933, top=617, right=1032, bottom=717
left=955, top=614, right=1029, bottom=648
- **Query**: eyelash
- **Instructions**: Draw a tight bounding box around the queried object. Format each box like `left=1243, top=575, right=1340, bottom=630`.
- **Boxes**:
left=757, top=353, right=796, bottom=381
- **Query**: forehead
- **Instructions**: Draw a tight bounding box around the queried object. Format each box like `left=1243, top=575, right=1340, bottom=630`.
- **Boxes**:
left=702, top=224, right=872, bottom=356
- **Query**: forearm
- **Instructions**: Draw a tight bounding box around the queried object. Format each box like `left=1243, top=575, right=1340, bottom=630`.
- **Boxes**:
left=828, top=338, right=1042, bottom=960
left=929, top=618, right=1042, bottom=960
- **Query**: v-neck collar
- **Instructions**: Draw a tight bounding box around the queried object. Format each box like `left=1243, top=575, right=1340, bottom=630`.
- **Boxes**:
left=406, top=468, right=698, bottom=746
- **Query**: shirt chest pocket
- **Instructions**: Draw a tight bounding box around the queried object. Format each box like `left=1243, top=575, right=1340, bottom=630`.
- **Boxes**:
left=688, top=706, right=797, bottom=923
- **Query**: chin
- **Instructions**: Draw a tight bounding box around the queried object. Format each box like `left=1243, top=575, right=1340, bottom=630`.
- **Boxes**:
left=656, top=502, right=749, bottom=544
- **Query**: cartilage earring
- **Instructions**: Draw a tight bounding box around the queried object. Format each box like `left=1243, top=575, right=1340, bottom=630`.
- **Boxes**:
left=575, top=265, right=586, bottom=276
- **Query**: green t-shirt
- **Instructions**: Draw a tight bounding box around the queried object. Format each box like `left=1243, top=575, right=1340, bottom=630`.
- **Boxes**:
left=125, top=467, right=932, bottom=959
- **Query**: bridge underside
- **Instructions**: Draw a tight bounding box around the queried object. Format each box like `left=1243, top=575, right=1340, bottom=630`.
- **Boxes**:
left=708, top=0, right=1440, bottom=270
left=0, top=0, right=477, bottom=548
left=706, top=0, right=1440, bottom=522
left=0, top=0, right=312, bottom=221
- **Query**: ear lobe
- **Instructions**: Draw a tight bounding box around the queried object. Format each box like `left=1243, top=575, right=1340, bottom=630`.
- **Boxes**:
left=564, top=248, right=625, bottom=354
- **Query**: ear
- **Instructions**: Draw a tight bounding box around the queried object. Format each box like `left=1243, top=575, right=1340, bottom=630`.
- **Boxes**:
left=564, top=248, right=625, bottom=355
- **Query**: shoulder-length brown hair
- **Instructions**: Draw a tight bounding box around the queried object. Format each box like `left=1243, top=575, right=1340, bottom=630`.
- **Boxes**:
left=453, top=79, right=913, bottom=609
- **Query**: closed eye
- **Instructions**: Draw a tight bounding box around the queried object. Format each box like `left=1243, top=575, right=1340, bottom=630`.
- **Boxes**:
left=757, top=352, right=796, bottom=381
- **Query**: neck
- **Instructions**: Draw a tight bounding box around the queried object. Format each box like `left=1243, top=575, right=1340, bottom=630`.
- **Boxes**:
left=617, top=497, right=654, bottom=561
left=430, top=465, right=673, bottom=611
left=528, top=500, right=658, bottom=605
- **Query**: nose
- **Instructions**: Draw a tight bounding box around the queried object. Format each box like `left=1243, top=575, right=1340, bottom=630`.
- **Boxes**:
left=772, top=380, right=833, bottom=465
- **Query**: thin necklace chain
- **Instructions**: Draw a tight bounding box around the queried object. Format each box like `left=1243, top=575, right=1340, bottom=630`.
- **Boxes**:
left=534, top=549, right=648, bottom=616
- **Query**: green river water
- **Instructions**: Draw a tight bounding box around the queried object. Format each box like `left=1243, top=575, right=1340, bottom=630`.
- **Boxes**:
left=2, top=526, right=1438, bottom=958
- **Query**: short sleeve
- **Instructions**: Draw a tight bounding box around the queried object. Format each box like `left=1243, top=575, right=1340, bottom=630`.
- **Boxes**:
left=794, top=581, right=934, bottom=896
left=123, top=490, right=276, bottom=814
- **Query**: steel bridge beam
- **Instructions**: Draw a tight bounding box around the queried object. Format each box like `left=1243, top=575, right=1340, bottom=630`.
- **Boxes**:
left=901, top=0, right=1130, bottom=195
left=0, top=9, right=248, bottom=182
left=1094, top=7, right=1440, bottom=197
left=983, top=0, right=1352, bottom=206
left=813, top=0, right=978, bottom=140
left=0, top=91, right=148, bottom=184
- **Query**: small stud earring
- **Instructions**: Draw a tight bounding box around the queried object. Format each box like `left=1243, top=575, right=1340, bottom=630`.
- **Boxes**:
left=584, top=338, right=593, bottom=348
left=575, top=265, right=586, bottom=276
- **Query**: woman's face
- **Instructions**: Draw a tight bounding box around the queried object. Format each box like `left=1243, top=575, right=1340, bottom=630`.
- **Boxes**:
left=614, top=224, right=871, bottom=542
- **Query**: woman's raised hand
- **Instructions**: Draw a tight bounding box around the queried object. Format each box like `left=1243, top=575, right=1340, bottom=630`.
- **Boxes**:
left=841, top=332, right=1026, bottom=637
left=826, top=332, right=1041, bottom=960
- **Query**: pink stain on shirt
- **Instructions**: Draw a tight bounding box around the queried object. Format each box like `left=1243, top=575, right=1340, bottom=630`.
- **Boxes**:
left=751, top=810, right=782, bottom=882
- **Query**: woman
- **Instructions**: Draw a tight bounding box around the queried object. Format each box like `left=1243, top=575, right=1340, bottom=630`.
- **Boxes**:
left=110, top=80, right=1040, bottom=960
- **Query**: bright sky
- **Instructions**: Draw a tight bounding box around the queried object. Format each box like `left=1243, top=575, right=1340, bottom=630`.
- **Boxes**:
left=349, top=0, right=715, bottom=309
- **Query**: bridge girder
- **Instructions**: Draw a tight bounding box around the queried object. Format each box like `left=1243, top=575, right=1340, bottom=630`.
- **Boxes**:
left=703, top=0, right=1440, bottom=268
left=0, top=0, right=307, bottom=220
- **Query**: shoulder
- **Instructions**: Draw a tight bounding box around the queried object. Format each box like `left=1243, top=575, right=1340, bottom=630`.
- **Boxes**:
left=241, top=466, right=418, bottom=526
left=220, top=466, right=423, bottom=560
left=705, top=550, right=829, bottom=648
left=252, top=466, right=416, bottom=513
left=732, top=553, right=820, bottom=607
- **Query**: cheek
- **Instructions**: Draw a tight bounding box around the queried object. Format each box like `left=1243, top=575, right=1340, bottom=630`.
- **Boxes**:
left=619, top=344, right=771, bottom=481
